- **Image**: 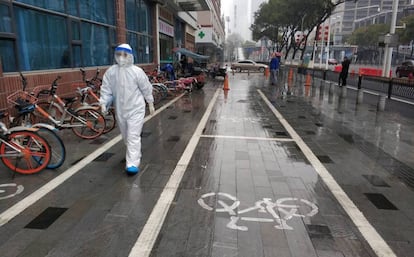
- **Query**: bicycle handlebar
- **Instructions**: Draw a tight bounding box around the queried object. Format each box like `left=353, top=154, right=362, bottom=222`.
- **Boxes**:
left=19, top=72, right=28, bottom=91
left=50, top=76, right=62, bottom=95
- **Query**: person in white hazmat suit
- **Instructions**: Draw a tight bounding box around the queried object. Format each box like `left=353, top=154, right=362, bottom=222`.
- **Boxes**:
left=100, top=43, right=155, bottom=175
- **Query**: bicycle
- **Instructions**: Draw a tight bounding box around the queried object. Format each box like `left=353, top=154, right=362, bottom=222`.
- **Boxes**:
left=0, top=109, right=51, bottom=174
left=7, top=73, right=66, bottom=169
left=29, top=76, right=106, bottom=139
left=71, top=68, right=116, bottom=134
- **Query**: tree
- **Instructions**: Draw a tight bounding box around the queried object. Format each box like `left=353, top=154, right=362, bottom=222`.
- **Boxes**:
left=250, top=0, right=359, bottom=60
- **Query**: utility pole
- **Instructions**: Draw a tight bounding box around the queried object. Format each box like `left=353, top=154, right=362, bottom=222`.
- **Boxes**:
left=382, top=0, right=398, bottom=77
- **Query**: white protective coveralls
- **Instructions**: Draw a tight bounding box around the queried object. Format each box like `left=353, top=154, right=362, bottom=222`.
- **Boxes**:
left=99, top=44, right=154, bottom=172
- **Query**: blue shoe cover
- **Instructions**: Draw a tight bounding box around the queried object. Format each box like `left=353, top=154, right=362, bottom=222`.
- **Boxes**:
left=126, top=166, right=139, bottom=175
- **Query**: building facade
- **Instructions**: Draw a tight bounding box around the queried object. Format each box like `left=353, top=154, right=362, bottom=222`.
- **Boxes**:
left=0, top=0, right=224, bottom=109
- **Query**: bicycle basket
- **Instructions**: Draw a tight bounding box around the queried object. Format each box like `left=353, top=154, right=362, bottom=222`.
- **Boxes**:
left=7, top=90, right=38, bottom=106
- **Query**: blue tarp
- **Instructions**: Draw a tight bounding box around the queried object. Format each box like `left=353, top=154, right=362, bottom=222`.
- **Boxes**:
left=173, top=48, right=210, bottom=61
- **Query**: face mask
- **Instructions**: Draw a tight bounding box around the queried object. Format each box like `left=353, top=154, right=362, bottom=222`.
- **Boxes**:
left=117, top=56, right=128, bottom=66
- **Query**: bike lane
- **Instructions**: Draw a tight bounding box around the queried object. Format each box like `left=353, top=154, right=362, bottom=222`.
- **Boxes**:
left=149, top=74, right=380, bottom=257
left=0, top=87, right=219, bottom=256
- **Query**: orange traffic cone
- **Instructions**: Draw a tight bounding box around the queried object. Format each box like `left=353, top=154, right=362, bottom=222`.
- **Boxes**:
left=223, top=74, right=230, bottom=90
left=305, top=73, right=312, bottom=86
left=288, top=68, right=293, bottom=81
left=265, top=67, right=270, bottom=78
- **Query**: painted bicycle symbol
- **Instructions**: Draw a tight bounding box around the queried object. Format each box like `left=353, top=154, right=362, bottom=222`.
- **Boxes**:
left=0, top=183, right=24, bottom=200
left=198, top=192, right=318, bottom=231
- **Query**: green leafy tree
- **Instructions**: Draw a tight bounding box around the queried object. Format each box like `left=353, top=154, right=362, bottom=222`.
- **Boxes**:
left=398, top=15, right=414, bottom=44
left=250, top=0, right=358, bottom=60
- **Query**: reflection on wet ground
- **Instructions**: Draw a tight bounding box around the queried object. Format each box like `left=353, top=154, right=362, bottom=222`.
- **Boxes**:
left=0, top=70, right=413, bottom=257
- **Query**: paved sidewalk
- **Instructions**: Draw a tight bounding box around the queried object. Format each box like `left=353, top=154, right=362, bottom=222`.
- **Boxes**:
left=0, top=71, right=413, bottom=257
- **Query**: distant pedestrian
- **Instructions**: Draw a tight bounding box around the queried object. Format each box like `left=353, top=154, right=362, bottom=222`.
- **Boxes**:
left=339, top=56, right=351, bottom=86
left=269, top=53, right=280, bottom=85
left=161, top=63, right=176, bottom=81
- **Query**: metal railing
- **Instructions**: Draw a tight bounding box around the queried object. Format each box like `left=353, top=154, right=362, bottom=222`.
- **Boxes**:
left=290, top=65, right=414, bottom=101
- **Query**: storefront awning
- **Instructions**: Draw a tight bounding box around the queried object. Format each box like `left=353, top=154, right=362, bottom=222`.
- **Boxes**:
left=175, top=0, right=209, bottom=11
left=173, top=48, right=210, bottom=61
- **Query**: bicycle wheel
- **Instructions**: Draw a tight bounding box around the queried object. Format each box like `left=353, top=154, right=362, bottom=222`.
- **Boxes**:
left=34, top=127, right=66, bottom=169
left=71, top=108, right=105, bottom=139
left=0, top=130, right=51, bottom=174
left=89, top=103, right=116, bottom=134
left=33, top=101, right=63, bottom=124
left=103, top=108, right=116, bottom=134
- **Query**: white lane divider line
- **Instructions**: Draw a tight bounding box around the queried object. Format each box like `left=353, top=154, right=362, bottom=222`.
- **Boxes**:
left=201, top=134, right=294, bottom=142
left=128, top=89, right=220, bottom=257
left=258, top=89, right=396, bottom=257
left=0, top=93, right=185, bottom=227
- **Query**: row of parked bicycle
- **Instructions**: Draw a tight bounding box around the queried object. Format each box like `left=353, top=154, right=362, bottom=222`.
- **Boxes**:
left=0, top=69, right=113, bottom=175
left=0, top=67, right=207, bottom=176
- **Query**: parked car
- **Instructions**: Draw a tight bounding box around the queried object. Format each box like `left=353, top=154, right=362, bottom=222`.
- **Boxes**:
left=328, top=58, right=338, bottom=65
left=396, top=60, right=414, bottom=78
left=231, top=60, right=268, bottom=72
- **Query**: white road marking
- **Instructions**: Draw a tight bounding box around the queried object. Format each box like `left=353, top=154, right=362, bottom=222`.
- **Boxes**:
left=258, top=89, right=397, bottom=257
left=0, top=93, right=185, bottom=227
left=128, top=89, right=220, bottom=257
left=200, top=134, right=294, bottom=141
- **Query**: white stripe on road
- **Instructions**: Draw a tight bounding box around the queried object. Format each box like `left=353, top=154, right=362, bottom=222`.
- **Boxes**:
left=128, top=89, right=220, bottom=257
left=258, top=89, right=397, bottom=257
left=201, top=134, right=294, bottom=141
left=0, top=93, right=185, bottom=227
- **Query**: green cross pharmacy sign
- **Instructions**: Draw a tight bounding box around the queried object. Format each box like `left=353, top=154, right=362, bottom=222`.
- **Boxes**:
left=198, top=31, right=205, bottom=39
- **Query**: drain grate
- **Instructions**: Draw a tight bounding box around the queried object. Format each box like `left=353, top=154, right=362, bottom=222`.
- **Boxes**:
left=305, top=130, right=316, bottom=135
left=167, top=136, right=180, bottom=142
left=168, top=115, right=178, bottom=120
left=362, top=175, right=390, bottom=187
left=298, top=115, right=306, bottom=119
left=25, top=207, right=67, bottom=229
left=339, top=134, right=354, bottom=144
left=71, top=156, right=85, bottom=165
left=316, top=155, right=333, bottom=163
left=275, top=131, right=288, bottom=137
left=89, top=137, right=107, bottom=144
left=94, top=152, right=114, bottom=162
left=306, top=224, right=332, bottom=238
left=364, top=193, right=398, bottom=210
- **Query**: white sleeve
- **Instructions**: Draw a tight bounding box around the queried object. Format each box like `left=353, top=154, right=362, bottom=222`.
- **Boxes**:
left=136, top=68, right=154, bottom=104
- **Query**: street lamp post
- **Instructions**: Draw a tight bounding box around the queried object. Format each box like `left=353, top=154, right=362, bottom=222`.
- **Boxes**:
left=382, top=0, right=399, bottom=77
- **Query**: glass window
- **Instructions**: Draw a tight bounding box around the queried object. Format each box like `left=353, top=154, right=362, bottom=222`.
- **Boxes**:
left=0, top=39, right=16, bottom=72
left=79, top=0, right=115, bottom=25
left=125, top=0, right=137, bottom=31
left=72, top=45, right=82, bottom=67
left=71, top=20, right=81, bottom=40
left=159, top=34, right=173, bottom=64
left=0, top=4, right=12, bottom=33
left=126, top=0, right=151, bottom=34
left=15, top=0, right=64, bottom=12
left=81, top=22, right=111, bottom=66
left=67, top=0, right=79, bottom=16
left=138, top=0, right=149, bottom=33
left=14, top=7, right=69, bottom=71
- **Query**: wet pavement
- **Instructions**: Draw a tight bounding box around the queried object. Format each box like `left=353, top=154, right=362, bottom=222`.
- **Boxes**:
left=0, top=69, right=413, bottom=257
